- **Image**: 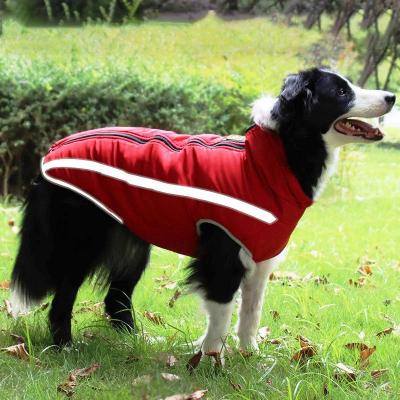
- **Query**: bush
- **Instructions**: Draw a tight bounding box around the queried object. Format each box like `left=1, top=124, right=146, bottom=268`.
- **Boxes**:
left=0, top=61, right=251, bottom=196
left=6, top=0, right=142, bottom=24
left=6, top=0, right=212, bottom=23
left=141, top=0, right=211, bottom=13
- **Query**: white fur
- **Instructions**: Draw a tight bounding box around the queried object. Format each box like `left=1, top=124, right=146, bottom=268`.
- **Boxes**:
left=202, top=299, right=235, bottom=357
left=251, top=96, right=278, bottom=130
left=10, top=284, right=35, bottom=317
left=239, top=248, right=256, bottom=271
left=237, top=248, right=287, bottom=350
left=313, top=145, right=340, bottom=200
left=348, top=85, right=393, bottom=118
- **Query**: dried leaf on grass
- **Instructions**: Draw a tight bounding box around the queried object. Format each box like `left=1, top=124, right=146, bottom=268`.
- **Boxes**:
left=164, top=389, right=208, bottom=400
left=187, top=351, right=202, bottom=372
left=132, top=375, right=151, bottom=386
left=344, top=342, right=376, bottom=368
left=371, top=369, right=389, bottom=379
left=156, top=353, right=177, bottom=367
left=57, top=363, right=100, bottom=397
left=344, top=342, right=368, bottom=351
left=376, top=326, right=400, bottom=337
left=161, top=373, right=181, bottom=382
left=37, top=302, right=49, bottom=312
left=269, top=271, right=300, bottom=281
left=169, top=290, right=182, bottom=308
left=160, top=281, right=177, bottom=290
left=0, top=280, right=10, bottom=290
left=143, top=310, right=164, bottom=325
left=126, top=355, right=140, bottom=363
left=229, top=380, right=242, bottom=391
left=358, top=264, right=373, bottom=275
left=360, top=346, right=376, bottom=368
left=239, top=349, right=254, bottom=358
left=4, top=299, right=13, bottom=317
left=1, top=343, right=40, bottom=365
left=334, top=363, right=357, bottom=381
left=166, top=354, right=177, bottom=367
left=257, top=326, right=271, bottom=342
left=349, top=277, right=368, bottom=287
left=267, top=338, right=282, bottom=345
left=78, top=302, right=103, bottom=314
left=292, top=346, right=316, bottom=362
left=8, top=219, right=19, bottom=234
left=270, top=310, right=280, bottom=320
left=10, top=334, right=25, bottom=344
left=292, top=336, right=316, bottom=363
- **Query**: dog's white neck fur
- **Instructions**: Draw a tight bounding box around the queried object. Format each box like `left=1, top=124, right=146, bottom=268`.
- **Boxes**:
left=251, top=96, right=278, bottom=131
left=251, top=95, right=340, bottom=200
left=313, top=143, right=340, bottom=200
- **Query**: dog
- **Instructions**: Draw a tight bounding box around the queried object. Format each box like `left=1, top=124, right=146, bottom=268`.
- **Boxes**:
left=10, top=67, right=395, bottom=356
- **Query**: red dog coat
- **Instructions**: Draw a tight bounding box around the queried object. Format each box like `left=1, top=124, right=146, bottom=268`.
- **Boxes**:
left=41, top=125, right=312, bottom=262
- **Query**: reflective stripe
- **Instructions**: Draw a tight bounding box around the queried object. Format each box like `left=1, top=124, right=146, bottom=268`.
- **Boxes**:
left=41, top=158, right=278, bottom=224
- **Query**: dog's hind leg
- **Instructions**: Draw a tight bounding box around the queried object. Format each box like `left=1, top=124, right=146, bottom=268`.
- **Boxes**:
left=237, top=248, right=287, bottom=351
left=103, top=225, right=150, bottom=331
left=186, top=223, right=246, bottom=358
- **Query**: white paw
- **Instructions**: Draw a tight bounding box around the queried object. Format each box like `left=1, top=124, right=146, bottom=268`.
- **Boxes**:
left=202, top=338, right=226, bottom=366
left=239, top=336, right=259, bottom=353
left=202, top=338, right=224, bottom=355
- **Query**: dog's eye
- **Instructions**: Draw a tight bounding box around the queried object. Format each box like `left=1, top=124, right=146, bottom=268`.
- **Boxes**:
left=338, top=88, right=347, bottom=96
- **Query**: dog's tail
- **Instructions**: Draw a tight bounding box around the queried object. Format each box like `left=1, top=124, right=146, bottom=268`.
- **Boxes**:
left=10, top=176, right=56, bottom=316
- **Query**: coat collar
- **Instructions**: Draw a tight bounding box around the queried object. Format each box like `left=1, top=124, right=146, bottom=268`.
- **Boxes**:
left=245, top=125, right=313, bottom=209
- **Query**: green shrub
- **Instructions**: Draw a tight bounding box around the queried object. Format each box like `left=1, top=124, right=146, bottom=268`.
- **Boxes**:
left=0, top=61, right=250, bottom=196
left=6, top=0, right=142, bottom=24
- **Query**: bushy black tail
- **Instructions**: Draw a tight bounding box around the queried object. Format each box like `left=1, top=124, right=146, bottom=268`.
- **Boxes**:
left=10, top=176, right=58, bottom=315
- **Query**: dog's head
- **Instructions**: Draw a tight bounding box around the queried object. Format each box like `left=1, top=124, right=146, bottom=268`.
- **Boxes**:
left=253, top=68, right=396, bottom=147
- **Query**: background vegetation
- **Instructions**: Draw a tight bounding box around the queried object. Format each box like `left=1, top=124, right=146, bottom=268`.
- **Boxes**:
left=0, top=2, right=399, bottom=399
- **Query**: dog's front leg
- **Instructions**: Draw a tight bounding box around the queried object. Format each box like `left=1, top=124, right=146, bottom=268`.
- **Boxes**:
left=202, top=299, right=235, bottom=357
left=237, top=249, right=287, bottom=350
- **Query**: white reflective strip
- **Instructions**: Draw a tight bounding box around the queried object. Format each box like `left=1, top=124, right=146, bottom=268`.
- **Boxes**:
left=41, top=158, right=123, bottom=223
left=41, top=158, right=277, bottom=224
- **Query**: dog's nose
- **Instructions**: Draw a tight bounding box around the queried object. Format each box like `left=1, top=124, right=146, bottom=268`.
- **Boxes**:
left=385, top=94, right=396, bottom=106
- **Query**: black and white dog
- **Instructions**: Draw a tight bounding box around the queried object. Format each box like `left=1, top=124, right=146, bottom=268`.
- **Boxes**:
left=10, top=68, right=395, bottom=355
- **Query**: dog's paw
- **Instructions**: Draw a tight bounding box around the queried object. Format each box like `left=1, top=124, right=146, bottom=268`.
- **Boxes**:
left=238, top=336, right=259, bottom=353
left=202, top=339, right=226, bottom=366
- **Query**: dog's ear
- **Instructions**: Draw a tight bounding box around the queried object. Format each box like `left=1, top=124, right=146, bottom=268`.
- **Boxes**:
left=280, top=73, right=313, bottom=111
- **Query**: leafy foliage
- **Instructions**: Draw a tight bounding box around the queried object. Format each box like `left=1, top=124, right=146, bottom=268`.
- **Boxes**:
left=0, top=61, right=249, bottom=195
left=6, top=0, right=142, bottom=23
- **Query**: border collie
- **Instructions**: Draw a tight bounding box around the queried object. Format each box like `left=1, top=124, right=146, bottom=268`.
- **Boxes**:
left=10, top=68, right=395, bottom=357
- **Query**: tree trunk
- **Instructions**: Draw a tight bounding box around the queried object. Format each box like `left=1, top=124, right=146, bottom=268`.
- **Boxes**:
left=331, top=0, right=358, bottom=37
left=358, top=5, right=400, bottom=87
left=0, top=153, right=12, bottom=198
left=383, top=45, right=399, bottom=90
left=361, top=0, right=385, bottom=29
left=304, top=0, right=330, bottom=29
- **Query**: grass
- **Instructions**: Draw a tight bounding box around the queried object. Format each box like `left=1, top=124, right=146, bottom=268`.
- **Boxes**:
left=0, top=142, right=399, bottom=400
left=0, top=15, right=321, bottom=94
left=1, top=12, right=400, bottom=400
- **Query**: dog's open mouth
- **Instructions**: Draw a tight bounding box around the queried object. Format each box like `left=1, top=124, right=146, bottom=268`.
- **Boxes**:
left=334, top=118, right=384, bottom=141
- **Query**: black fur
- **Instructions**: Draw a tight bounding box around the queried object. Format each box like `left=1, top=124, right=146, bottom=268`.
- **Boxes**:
left=10, top=67, right=366, bottom=345
left=271, top=68, right=355, bottom=198
left=12, top=177, right=151, bottom=345
left=186, top=224, right=246, bottom=304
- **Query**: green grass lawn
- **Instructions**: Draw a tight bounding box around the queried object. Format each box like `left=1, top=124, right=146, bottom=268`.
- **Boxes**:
left=0, top=15, right=321, bottom=94
left=0, top=142, right=399, bottom=400
left=1, top=12, right=400, bottom=400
